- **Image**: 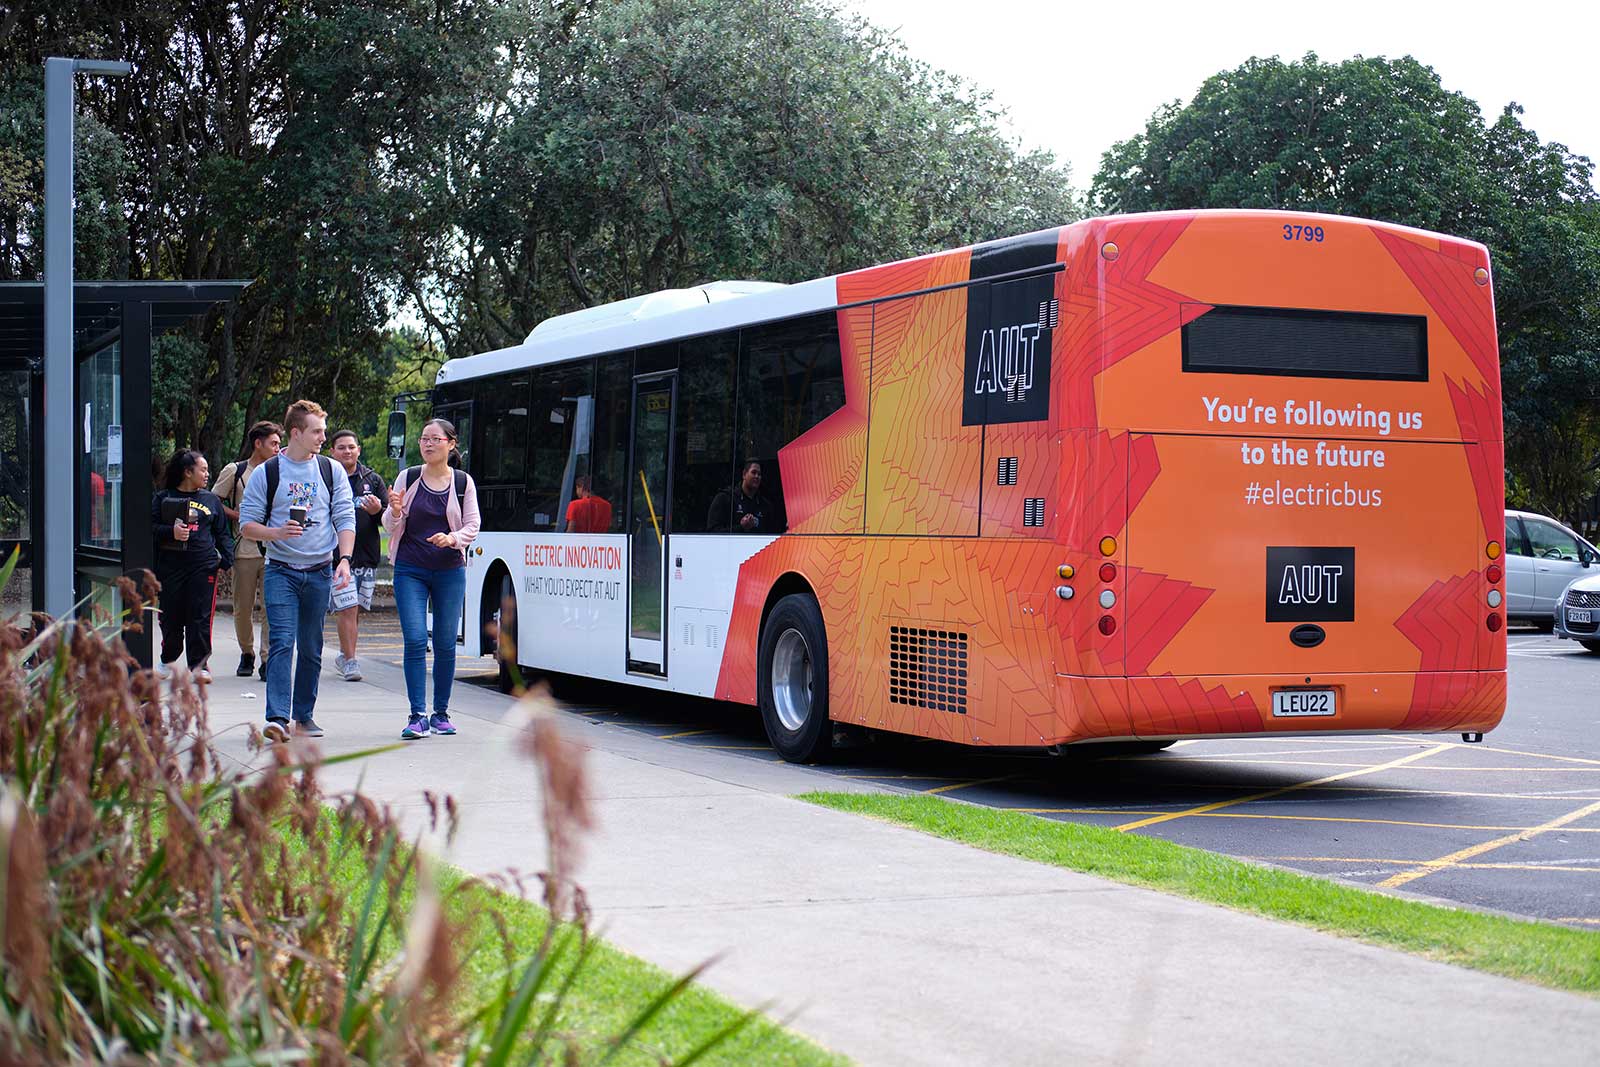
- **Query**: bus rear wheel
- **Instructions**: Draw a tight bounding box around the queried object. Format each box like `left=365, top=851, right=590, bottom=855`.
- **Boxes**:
left=758, top=593, right=831, bottom=763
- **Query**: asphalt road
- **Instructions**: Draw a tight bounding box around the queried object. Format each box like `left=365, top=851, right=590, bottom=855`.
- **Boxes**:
left=324, top=612, right=1600, bottom=927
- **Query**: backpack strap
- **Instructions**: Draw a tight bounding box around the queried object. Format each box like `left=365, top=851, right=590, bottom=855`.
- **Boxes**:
left=401, top=465, right=467, bottom=510
left=317, top=455, right=334, bottom=501
left=262, top=456, right=280, bottom=525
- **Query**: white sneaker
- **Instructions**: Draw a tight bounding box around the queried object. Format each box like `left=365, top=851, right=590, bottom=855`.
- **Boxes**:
left=156, top=661, right=173, bottom=680
left=195, top=668, right=212, bottom=683
left=341, top=657, right=363, bottom=682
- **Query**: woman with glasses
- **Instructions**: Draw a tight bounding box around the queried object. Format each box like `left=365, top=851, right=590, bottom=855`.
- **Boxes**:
left=383, top=418, right=481, bottom=739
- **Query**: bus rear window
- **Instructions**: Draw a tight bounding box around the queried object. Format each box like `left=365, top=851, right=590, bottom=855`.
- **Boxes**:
left=1181, top=305, right=1427, bottom=382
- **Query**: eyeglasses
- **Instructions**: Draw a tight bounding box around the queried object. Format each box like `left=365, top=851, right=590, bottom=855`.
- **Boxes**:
left=419, top=436, right=450, bottom=444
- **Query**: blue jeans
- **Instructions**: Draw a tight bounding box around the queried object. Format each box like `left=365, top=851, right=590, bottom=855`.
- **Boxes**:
left=263, top=562, right=333, bottom=724
left=394, top=561, right=466, bottom=716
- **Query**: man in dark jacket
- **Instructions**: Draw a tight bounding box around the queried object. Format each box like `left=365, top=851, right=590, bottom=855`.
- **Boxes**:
left=329, top=430, right=388, bottom=681
left=707, top=459, right=779, bottom=533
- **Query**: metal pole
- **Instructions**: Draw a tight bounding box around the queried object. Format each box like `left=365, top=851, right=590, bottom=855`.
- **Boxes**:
left=42, top=57, right=74, bottom=618
left=42, top=57, right=131, bottom=619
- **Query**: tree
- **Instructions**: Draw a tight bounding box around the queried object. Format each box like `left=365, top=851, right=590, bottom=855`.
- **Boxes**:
left=405, top=0, right=1081, bottom=358
left=1092, top=54, right=1600, bottom=528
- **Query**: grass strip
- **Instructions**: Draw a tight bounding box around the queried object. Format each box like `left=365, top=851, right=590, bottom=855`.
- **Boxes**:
left=800, top=791, right=1600, bottom=996
left=294, top=813, right=848, bottom=1066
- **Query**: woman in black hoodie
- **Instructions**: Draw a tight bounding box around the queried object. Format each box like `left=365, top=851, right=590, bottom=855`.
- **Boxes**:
left=152, top=449, right=234, bottom=679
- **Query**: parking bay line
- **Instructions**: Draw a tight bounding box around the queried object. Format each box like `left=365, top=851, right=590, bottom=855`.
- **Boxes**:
left=1113, top=744, right=1453, bottom=833
left=1014, top=808, right=1600, bottom=833
left=923, top=776, right=1016, bottom=796
left=1262, top=856, right=1600, bottom=875
left=1377, top=798, right=1600, bottom=889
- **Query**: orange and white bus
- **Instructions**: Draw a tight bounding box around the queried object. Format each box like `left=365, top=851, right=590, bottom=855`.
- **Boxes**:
left=419, top=209, right=1506, bottom=761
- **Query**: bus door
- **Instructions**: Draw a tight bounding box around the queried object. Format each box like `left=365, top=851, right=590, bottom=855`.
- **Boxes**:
left=627, top=373, right=675, bottom=673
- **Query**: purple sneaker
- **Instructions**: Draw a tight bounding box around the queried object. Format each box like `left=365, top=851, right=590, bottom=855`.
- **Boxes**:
left=401, top=713, right=430, bottom=740
left=428, top=712, right=456, bottom=736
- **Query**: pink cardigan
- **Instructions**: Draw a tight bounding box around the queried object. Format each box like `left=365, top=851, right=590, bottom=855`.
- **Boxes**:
left=381, top=467, right=481, bottom=563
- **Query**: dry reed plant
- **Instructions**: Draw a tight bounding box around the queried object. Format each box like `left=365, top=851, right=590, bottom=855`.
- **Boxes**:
left=0, top=551, right=752, bottom=1065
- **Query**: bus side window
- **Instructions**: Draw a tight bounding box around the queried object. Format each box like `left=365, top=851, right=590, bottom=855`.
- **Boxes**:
left=673, top=333, right=737, bottom=532
left=590, top=352, right=631, bottom=533
left=735, top=313, right=846, bottom=535
left=528, top=361, right=597, bottom=533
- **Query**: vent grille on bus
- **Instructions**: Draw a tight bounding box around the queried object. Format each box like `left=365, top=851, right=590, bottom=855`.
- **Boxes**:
left=997, top=457, right=1018, bottom=485
left=888, top=626, right=968, bottom=714
left=1023, top=498, right=1045, bottom=526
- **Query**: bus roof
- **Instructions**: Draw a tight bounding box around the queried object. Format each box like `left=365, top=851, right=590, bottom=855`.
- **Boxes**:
left=434, top=210, right=1489, bottom=387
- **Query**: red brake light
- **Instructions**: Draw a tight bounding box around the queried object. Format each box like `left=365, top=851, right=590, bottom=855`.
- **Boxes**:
left=1098, top=615, right=1117, bottom=636
left=1486, top=564, right=1502, bottom=584
left=1099, top=562, right=1116, bottom=582
left=1486, top=613, right=1502, bottom=633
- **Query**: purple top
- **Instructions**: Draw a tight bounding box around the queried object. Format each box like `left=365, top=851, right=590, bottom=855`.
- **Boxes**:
left=396, top=481, right=464, bottom=570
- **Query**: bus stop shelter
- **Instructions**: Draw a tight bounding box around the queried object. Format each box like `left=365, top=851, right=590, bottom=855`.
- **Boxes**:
left=0, top=280, right=250, bottom=666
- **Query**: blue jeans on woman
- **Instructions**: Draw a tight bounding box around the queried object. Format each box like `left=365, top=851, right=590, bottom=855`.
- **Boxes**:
left=393, top=560, right=467, bottom=716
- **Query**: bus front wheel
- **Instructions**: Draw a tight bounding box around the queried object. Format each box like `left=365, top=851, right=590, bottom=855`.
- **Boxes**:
left=494, top=571, right=519, bottom=694
left=758, top=594, right=831, bottom=763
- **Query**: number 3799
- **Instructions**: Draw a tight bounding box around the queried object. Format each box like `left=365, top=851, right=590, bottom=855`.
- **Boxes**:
left=1283, top=224, right=1326, bottom=243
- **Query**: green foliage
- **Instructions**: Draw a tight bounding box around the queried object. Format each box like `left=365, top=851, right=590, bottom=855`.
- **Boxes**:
left=1092, top=53, right=1600, bottom=529
left=2, top=0, right=1077, bottom=465
left=423, top=0, right=1080, bottom=358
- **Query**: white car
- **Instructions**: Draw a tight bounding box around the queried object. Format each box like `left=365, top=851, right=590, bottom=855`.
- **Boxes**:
left=1553, top=570, right=1600, bottom=654
left=1503, top=509, right=1600, bottom=630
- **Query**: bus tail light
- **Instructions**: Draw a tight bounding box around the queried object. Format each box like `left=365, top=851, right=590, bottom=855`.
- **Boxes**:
left=1056, top=585, right=1074, bottom=600
left=1486, top=541, right=1501, bottom=559
left=1099, top=536, right=1117, bottom=556
left=1098, top=615, right=1117, bottom=636
left=1487, top=590, right=1502, bottom=608
left=1486, top=563, right=1502, bottom=584
left=1487, top=613, right=1502, bottom=633
left=1057, top=564, right=1075, bottom=579
left=1099, top=562, right=1116, bottom=582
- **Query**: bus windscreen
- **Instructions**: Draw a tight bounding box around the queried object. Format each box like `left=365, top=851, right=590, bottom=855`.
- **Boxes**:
left=1181, top=305, right=1428, bottom=382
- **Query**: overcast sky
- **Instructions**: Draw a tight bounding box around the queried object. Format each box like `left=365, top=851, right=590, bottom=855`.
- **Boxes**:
left=843, top=0, right=1599, bottom=192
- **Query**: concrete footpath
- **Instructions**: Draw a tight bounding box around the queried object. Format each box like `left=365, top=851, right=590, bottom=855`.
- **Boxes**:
left=197, top=621, right=1600, bottom=1066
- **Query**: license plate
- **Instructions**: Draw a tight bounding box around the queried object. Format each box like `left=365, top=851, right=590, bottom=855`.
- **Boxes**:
left=1571, top=609, right=1593, bottom=624
left=1272, top=688, right=1337, bottom=717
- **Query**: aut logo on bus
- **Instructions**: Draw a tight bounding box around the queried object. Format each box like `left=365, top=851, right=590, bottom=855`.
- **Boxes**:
left=972, top=298, right=1058, bottom=405
left=1266, top=547, right=1356, bottom=623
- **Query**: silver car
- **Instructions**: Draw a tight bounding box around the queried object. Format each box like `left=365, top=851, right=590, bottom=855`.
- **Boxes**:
left=1554, top=570, right=1600, bottom=653
left=1503, top=509, right=1600, bottom=630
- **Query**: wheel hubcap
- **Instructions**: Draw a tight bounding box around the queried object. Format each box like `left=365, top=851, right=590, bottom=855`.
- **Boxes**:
left=771, top=628, right=813, bottom=732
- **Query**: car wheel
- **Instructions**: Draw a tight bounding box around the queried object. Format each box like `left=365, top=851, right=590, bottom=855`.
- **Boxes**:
left=758, top=593, right=831, bottom=763
left=1581, top=640, right=1600, bottom=655
left=494, top=571, right=520, bottom=694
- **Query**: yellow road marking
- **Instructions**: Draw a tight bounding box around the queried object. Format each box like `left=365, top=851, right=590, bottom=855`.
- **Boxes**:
left=1114, top=744, right=1451, bottom=832
left=1010, top=808, right=1600, bottom=833
left=1261, top=857, right=1600, bottom=875
left=923, top=776, right=1014, bottom=796
left=658, top=729, right=714, bottom=740
left=1464, top=744, right=1600, bottom=768
left=1378, top=798, right=1600, bottom=889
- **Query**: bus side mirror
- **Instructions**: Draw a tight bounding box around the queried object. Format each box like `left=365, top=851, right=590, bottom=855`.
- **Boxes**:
left=386, top=410, right=407, bottom=462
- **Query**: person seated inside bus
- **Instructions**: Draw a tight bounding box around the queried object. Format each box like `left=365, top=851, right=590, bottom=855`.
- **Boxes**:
left=707, top=459, right=778, bottom=533
left=563, top=474, right=613, bottom=533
